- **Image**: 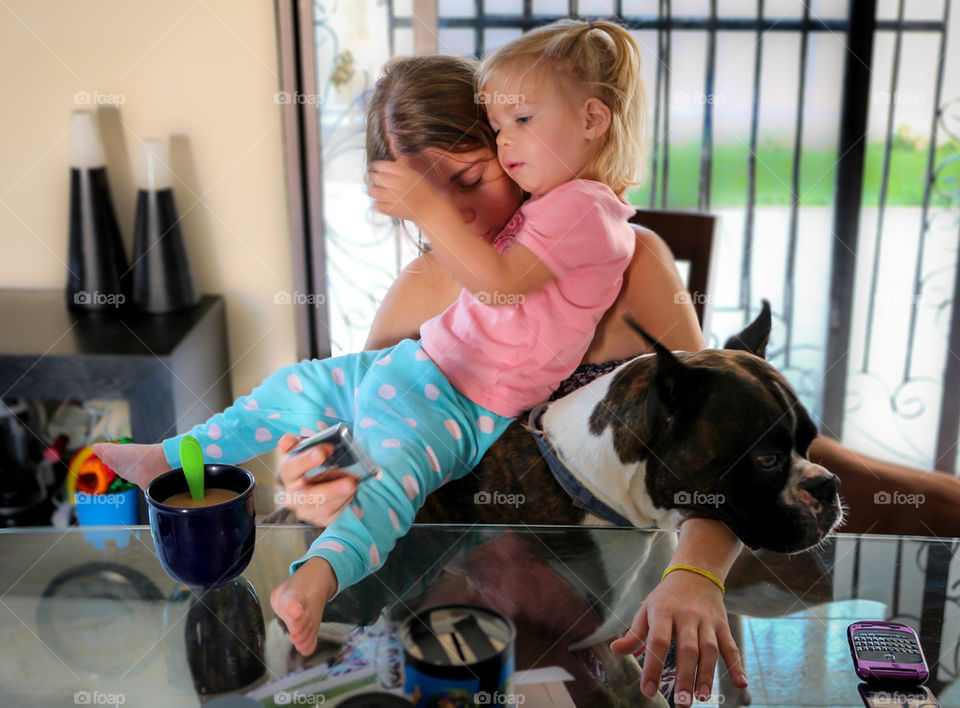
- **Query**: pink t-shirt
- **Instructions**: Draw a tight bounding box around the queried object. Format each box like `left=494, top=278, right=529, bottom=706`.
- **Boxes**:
left=420, top=179, right=636, bottom=418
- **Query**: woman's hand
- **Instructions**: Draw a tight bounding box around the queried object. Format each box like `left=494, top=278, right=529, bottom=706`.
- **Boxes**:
left=610, top=570, right=747, bottom=706
left=610, top=518, right=747, bottom=706
left=368, top=159, right=443, bottom=222
left=274, top=433, right=358, bottom=527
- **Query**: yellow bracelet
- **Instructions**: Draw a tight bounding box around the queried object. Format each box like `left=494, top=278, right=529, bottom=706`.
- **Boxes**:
left=661, top=564, right=725, bottom=595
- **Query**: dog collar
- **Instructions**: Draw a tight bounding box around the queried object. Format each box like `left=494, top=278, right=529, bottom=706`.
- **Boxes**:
left=526, top=404, right=633, bottom=527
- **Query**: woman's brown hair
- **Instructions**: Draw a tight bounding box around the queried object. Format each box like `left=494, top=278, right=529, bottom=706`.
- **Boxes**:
left=366, top=55, right=502, bottom=253
left=366, top=54, right=497, bottom=164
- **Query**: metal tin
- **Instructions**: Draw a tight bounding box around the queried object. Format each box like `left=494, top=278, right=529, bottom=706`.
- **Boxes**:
left=400, top=604, right=516, bottom=708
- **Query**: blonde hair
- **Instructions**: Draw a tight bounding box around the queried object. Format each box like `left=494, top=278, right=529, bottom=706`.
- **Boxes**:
left=477, top=19, right=647, bottom=195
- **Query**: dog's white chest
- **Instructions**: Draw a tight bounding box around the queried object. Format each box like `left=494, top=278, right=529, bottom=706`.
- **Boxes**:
left=540, top=360, right=680, bottom=530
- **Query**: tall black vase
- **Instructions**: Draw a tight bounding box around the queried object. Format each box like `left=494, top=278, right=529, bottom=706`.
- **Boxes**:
left=132, top=138, right=199, bottom=313
left=66, top=110, right=131, bottom=312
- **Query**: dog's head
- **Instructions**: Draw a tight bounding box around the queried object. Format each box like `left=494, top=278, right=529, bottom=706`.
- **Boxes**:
left=605, top=301, right=843, bottom=553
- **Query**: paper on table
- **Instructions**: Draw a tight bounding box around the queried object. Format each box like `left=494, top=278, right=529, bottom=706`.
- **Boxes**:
left=514, top=667, right=575, bottom=685
left=514, top=667, right=577, bottom=708
left=515, top=682, right=576, bottom=707
left=245, top=664, right=382, bottom=706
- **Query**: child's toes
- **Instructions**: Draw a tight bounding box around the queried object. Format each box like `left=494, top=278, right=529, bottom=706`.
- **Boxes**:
left=271, top=557, right=334, bottom=656
left=92, top=443, right=119, bottom=470
left=290, top=618, right=321, bottom=655
left=293, top=634, right=318, bottom=656
left=91, top=442, right=163, bottom=489
left=276, top=599, right=321, bottom=655
left=270, top=583, right=307, bottom=632
left=288, top=611, right=318, bottom=642
left=290, top=632, right=317, bottom=656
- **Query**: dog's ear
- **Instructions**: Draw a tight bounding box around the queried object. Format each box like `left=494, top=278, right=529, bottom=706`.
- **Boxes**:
left=723, top=299, right=771, bottom=359
left=624, top=315, right=707, bottom=414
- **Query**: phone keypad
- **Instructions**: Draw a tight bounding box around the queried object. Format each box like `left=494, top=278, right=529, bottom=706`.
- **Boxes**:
left=853, top=629, right=923, bottom=663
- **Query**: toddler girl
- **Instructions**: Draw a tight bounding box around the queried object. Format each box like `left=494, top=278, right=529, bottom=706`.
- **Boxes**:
left=98, top=18, right=647, bottom=656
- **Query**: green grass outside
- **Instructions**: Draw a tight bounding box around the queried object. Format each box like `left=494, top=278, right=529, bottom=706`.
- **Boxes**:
left=627, top=138, right=960, bottom=208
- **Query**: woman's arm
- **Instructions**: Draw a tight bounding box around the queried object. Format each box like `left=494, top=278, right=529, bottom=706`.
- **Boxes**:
left=582, top=226, right=705, bottom=363
left=367, top=226, right=707, bottom=361
left=364, top=253, right=461, bottom=351
left=368, top=160, right=554, bottom=295
left=596, top=226, right=746, bottom=705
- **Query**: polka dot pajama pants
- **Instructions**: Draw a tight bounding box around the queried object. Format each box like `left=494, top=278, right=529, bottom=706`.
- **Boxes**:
left=161, top=338, right=514, bottom=593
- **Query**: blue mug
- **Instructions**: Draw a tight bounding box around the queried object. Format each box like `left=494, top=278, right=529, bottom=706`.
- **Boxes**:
left=146, top=464, right=256, bottom=588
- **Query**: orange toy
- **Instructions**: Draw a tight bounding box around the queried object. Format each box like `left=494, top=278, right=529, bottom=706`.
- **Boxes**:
left=67, top=445, right=117, bottom=495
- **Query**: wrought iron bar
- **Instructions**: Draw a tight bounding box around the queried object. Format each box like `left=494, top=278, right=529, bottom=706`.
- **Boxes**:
left=389, top=16, right=937, bottom=32
left=782, top=1, right=812, bottom=370
left=475, top=0, right=484, bottom=58
left=863, top=0, right=905, bottom=374
left=906, top=0, right=952, bottom=381
left=649, top=0, right=664, bottom=207
left=741, top=0, right=764, bottom=326
left=821, top=0, right=877, bottom=438
left=934, top=213, right=960, bottom=475
left=698, top=0, right=717, bottom=212
left=661, top=0, right=671, bottom=207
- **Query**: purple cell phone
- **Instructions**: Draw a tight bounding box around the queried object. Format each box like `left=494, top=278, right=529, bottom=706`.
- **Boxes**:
left=848, top=621, right=929, bottom=684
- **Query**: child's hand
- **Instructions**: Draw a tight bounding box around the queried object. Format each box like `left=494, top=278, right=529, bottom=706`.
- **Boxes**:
left=368, top=159, right=444, bottom=223
left=270, top=557, right=339, bottom=656
left=610, top=570, right=748, bottom=707
left=275, top=433, right=358, bottom=527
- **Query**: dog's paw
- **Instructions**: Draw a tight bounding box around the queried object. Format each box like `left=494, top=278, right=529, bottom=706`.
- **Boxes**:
left=580, top=642, right=670, bottom=707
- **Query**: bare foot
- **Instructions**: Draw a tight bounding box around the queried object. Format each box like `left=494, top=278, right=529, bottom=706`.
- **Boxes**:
left=92, top=442, right=168, bottom=491
left=270, top=557, right=338, bottom=656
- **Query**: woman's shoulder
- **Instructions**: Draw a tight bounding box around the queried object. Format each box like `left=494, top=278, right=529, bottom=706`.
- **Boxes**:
left=398, top=253, right=457, bottom=289
left=628, top=222, right=675, bottom=261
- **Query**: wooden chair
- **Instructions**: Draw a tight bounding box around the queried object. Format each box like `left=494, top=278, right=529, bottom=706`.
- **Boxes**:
left=629, top=208, right=718, bottom=338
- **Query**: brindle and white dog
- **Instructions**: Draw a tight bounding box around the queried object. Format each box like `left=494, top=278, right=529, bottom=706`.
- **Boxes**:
left=271, top=302, right=843, bottom=707
left=418, top=300, right=843, bottom=548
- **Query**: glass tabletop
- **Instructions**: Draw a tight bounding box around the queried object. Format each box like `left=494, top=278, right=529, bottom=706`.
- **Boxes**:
left=0, top=524, right=958, bottom=707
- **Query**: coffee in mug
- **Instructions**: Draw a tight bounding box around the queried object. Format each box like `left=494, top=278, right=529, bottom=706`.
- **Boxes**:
left=162, top=488, right=239, bottom=508
left=146, top=464, right=256, bottom=588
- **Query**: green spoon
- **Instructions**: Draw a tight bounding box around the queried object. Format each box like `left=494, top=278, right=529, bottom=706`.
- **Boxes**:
left=179, top=435, right=205, bottom=501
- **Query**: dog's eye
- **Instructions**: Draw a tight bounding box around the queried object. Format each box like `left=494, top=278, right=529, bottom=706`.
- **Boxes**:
left=756, top=453, right=780, bottom=469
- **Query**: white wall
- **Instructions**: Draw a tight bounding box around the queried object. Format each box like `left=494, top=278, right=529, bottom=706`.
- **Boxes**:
left=0, top=0, right=298, bottom=494
left=0, top=0, right=296, bottom=392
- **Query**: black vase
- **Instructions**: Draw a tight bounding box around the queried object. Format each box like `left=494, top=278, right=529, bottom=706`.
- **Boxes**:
left=131, top=138, right=199, bottom=313
left=66, top=110, right=131, bottom=312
